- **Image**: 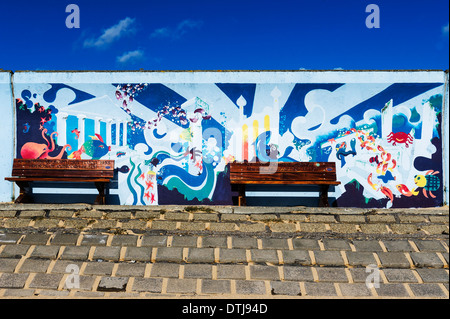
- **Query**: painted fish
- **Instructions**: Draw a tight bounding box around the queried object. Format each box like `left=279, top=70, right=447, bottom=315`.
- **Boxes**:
left=380, top=186, right=394, bottom=202
left=68, top=134, right=110, bottom=160
left=369, top=155, right=379, bottom=164
left=116, top=151, right=126, bottom=158
left=367, top=173, right=378, bottom=190
left=118, top=165, right=130, bottom=173
left=377, top=170, right=396, bottom=183
left=396, top=184, right=413, bottom=197
left=23, top=123, right=30, bottom=133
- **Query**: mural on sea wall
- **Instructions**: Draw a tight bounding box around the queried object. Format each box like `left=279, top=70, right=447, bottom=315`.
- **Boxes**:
left=14, top=78, right=445, bottom=208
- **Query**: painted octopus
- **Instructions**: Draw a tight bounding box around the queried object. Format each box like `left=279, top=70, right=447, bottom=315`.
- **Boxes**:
left=20, top=129, right=71, bottom=159
left=387, top=132, right=414, bottom=148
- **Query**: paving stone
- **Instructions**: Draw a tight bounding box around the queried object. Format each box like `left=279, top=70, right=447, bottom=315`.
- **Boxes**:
left=73, top=291, right=104, bottom=298
left=18, top=259, right=51, bottom=273
left=37, top=290, right=70, bottom=297
left=21, top=233, right=51, bottom=245
left=420, top=225, right=449, bottom=235
left=186, top=248, right=215, bottom=263
left=0, top=273, right=29, bottom=288
left=178, top=222, right=206, bottom=231
left=2, top=289, right=36, bottom=297
left=346, top=252, right=377, bottom=267
left=270, top=281, right=301, bottom=296
left=97, top=277, right=128, bottom=292
left=375, top=284, right=409, bottom=297
left=428, top=215, right=449, bottom=223
left=0, top=245, right=30, bottom=258
left=120, top=220, right=148, bottom=230
left=83, top=262, right=115, bottom=276
left=347, top=268, right=370, bottom=283
left=383, top=269, right=418, bottom=283
left=104, top=211, right=133, bottom=219
left=250, top=249, right=279, bottom=264
left=304, top=282, right=337, bottom=296
left=63, top=219, right=90, bottom=229
left=377, top=252, right=411, bottom=268
left=48, top=210, right=75, bottom=218
left=313, top=251, right=345, bottom=266
left=299, top=223, right=327, bottom=232
left=382, top=240, right=414, bottom=252
left=0, top=211, right=17, bottom=218
left=269, top=222, right=297, bottom=233
left=360, top=224, right=389, bottom=234
left=231, top=237, right=258, bottom=249
left=134, top=211, right=161, bottom=219
left=329, top=224, right=358, bottom=234
left=18, top=210, right=46, bottom=218
left=193, top=213, right=219, bottom=222
left=155, top=247, right=183, bottom=263
left=209, top=222, right=237, bottom=232
left=410, top=252, right=444, bottom=268
left=0, top=233, right=22, bottom=244
left=172, top=235, right=198, bottom=247
left=413, top=240, right=447, bottom=252
left=77, top=210, right=103, bottom=218
left=141, top=235, right=167, bottom=247
left=60, top=246, right=90, bottom=260
left=221, top=214, right=248, bottom=222
left=415, top=269, right=449, bottom=283
left=409, top=283, right=447, bottom=297
left=283, top=266, right=314, bottom=282
left=132, top=278, right=163, bottom=293
left=50, top=260, right=83, bottom=274
left=111, top=235, right=138, bottom=246
left=124, top=247, right=152, bottom=262
left=50, top=233, right=79, bottom=246
left=115, top=263, right=146, bottom=277
left=80, top=234, right=108, bottom=246
left=250, top=214, right=278, bottom=222
left=202, top=236, right=228, bottom=248
left=235, top=280, right=266, bottom=295
left=322, top=239, right=351, bottom=250
left=397, top=215, right=428, bottom=223
left=151, top=220, right=178, bottom=231
left=390, top=224, right=420, bottom=234
left=92, top=246, right=121, bottom=261
left=338, top=215, right=366, bottom=223
left=166, top=279, right=197, bottom=294
left=29, top=273, right=63, bottom=289
left=352, top=240, right=383, bottom=252
left=367, top=214, right=396, bottom=223
left=164, top=212, right=190, bottom=221
left=216, top=265, right=247, bottom=280
left=3, top=219, right=31, bottom=228
left=30, top=245, right=60, bottom=259
left=261, top=238, right=289, bottom=249
left=219, top=249, right=247, bottom=263
left=184, top=264, right=213, bottom=279
left=308, top=215, right=336, bottom=223
left=150, top=263, right=180, bottom=278
left=201, top=279, right=231, bottom=294
left=339, top=283, right=372, bottom=297
left=239, top=223, right=266, bottom=232
left=282, top=250, right=311, bottom=265
left=316, top=267, right=348, bottom=282
left=292, top=238, right=320, bottom=250
left=250, top=265, right=280, bottom=280
left=33, top=219, right=61, bottom=228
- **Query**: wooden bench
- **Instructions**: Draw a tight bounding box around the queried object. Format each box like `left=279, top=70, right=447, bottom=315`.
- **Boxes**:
left=5, top=159, right=115, bottom=205
left=230, top=161, right=340, bottom=207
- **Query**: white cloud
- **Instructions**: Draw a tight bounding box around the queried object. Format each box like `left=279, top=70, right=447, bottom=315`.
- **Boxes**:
left=116, top=49, right=144, bottom=64
left=84, top=17, right=136, bottom=48
left=150, top=19, right=203, bottom=39
left=443, top=23, right=449, bottom=36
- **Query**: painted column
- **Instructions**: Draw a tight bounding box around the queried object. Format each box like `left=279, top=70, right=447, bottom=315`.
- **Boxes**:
left=94, top=116, right=103, bottom=136
left=122, top=120, right=128, bottom=147
left=105, top=119, right=113, bottom=146
left=77, top=114, right=86, bottom=147
left=57, top=112, right=68, bottom=146
left=115, top=119, right=121, bottom=146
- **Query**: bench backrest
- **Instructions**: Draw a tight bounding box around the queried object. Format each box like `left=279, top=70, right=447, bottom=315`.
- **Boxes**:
left=229, top=162, right=339, bottom=184
left=11, top=159, right=115, bottom=179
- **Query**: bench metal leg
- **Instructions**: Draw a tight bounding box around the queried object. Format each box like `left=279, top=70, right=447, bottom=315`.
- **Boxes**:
left=238, top=185, right=246, bottom=206
left=94, top=182, right=106, bottom=205
left=318, top=185, right=330, bottom=207
left=15, top=181, right=33, bottom=204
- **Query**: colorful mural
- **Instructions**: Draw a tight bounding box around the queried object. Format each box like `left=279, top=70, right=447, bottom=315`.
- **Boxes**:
left=14, top=79, right=445, bottom=208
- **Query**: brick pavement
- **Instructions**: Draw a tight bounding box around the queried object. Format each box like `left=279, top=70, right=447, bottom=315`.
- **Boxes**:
left=0, top=203, right=448, bottom=298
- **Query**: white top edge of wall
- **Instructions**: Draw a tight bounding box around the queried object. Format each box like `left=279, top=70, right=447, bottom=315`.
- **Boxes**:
left=0, top=72, right=11, bottom=83
left=12, top=70, right=446, bottom=84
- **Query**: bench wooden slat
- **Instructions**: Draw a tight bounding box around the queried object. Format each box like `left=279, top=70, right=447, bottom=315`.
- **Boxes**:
left=5, top=159, right=115, bottom=205
left=229, top=161, right=340, bottom=207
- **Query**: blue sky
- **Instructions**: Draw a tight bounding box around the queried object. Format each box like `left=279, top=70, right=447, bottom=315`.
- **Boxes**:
left=0, top=0, right=448, bottom=71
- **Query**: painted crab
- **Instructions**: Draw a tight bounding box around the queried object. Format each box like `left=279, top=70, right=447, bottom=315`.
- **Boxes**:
left=413, top=170, right=440, bottom=198
left=387, top=132, right=414, bottom=148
